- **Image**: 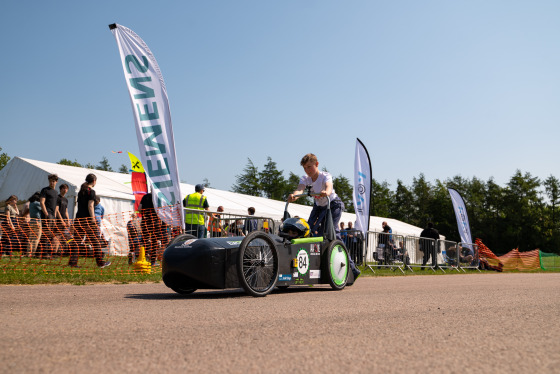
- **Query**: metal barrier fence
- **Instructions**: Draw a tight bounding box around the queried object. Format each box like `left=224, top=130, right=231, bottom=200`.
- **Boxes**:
left=183, top=208, right=276, bottom=239
left=402, top=235, right=438, bottom=272
left=436, top=239, right=462, bottom=272
left=364, top=231, right=408, bottom=274
left=457, top=242, right=480, bottom=271
left=341, top=229, right=365, bottom=265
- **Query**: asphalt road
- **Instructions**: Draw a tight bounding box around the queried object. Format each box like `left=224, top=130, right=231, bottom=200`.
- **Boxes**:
left=1, top=273, right=559, bottom=373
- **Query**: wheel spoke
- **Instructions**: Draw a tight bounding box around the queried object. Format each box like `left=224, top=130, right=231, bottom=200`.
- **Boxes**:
left=242, top=240, right=276, bottom=291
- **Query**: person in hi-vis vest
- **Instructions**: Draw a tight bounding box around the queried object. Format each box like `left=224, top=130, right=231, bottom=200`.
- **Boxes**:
left=183, top=184, right=209, bottom=238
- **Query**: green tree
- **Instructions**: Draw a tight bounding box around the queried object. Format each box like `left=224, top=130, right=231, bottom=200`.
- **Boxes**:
left=286, top=171, right=312, bottom=206
left=0, top=147, right=11, bottom=170
left=85, top=162, right=96, bottom=169
left=231, top=158, right=261, bottom=196
left=544, top=175, right=560, bottom=225
left=96, top=157, right=114, bottom=172
left=119, top=164, right=129, bottom=174
left=429, top=180, right=455, bottom=240
left=333, top=174, right=354, bottom=213
left=543, top=175, right=560, bottom=252
left=203, top=178, right=212, bottom=188
left=391, top=179, right=414, bottom=223
left=371, top=179, right=392, bottom=218
left=58, top=158, right=82, bottom=167
left=411, top=173, right=432, bottom=226
left=259, top=157, right=287, bottom=200
left=502, top=170, right=542, bottom=252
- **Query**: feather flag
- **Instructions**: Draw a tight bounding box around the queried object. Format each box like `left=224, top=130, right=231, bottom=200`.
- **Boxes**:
left=110, top=23, right=182, bottom=228
left=128, top=152, right=147, bottom=212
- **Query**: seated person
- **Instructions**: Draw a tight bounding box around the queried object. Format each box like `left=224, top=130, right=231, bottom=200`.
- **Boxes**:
left=377, top=226, right=394, bottom=264
left=280, top=218, right=310, bottom=239
left=394, top=240, right=409, bottom=265
left=459, top=245, right=474, bottom=264
left=445, top=246, right=459, bottom=265
left=446, top=245, right=474, bottom=265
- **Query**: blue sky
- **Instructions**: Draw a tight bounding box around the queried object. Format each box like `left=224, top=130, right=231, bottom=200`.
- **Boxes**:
left=1, top=1, right=559, bottom=191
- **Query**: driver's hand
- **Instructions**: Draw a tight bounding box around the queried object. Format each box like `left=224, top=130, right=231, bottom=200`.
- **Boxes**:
left=320, top=190, right=328, bottom=197
left=288, top=194, right=296, bottom=203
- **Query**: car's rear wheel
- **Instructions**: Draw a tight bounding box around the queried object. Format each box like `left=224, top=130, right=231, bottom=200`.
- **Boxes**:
left=168, top=233, right=197, bottom=247
left=325, top=240, right=349, bottom=290
left=237, top=232, right=279, bottom=297
left=169, top=286, right=197, bottom=295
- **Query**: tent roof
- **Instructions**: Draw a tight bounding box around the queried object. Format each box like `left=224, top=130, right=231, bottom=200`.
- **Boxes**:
left=0, top=157, right=428, bottom=237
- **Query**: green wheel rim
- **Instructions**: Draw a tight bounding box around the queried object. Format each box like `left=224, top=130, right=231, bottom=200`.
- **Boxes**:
left=330, top=244, right=348, bottom=286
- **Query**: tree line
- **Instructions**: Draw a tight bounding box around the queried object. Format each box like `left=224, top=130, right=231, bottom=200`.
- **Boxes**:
left=0, top=147, right=129, bottom=174
left=57, top=157, right=129, bottom=173
left=231, top=157, right=354, bottom=208
left=231, top=157, right=560, bottom=255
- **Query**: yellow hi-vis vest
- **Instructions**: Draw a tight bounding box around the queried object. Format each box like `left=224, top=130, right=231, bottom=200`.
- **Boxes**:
left=184, top=193, right=206, bottom=225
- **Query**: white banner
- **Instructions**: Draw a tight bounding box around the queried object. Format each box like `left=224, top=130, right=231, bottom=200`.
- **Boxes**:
left=448, top=188, right=473, bottom=247
left=110, top=24, right=182, bottom=227
left=353, top=138, right=372, bottom=236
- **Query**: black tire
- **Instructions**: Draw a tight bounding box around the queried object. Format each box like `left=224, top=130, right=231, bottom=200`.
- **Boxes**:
left=324, top=240, right=349, bottom=290
left=237, top=231, right=279, bottom=297
left=168, top=233, right=197, bottom=247
left=169, top=286, right=197, bottom=295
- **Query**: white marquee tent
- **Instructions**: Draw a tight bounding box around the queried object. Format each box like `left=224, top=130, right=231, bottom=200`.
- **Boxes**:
left=0, top=157, right=428, bottom=254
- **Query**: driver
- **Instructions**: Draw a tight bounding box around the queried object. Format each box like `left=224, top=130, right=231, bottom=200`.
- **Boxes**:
left=288, top=153, right=344, bottom=239
left=288, top=153, right=360, bottom=280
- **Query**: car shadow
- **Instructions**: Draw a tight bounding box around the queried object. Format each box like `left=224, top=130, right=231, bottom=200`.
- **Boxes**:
left=125, top=285, right=335, bottom=300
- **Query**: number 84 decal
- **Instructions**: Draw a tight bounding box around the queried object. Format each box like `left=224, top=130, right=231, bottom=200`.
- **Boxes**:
left=297, top=249, right=309, bottom=275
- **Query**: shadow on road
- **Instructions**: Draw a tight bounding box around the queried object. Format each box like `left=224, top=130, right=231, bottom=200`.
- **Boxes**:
left=125, top=285, right=334, bottom=300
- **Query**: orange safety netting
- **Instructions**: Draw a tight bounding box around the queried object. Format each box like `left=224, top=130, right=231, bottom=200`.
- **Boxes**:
left=475, top=238, right=540, bottom=271
left=0, top=205, right=183, bottom=274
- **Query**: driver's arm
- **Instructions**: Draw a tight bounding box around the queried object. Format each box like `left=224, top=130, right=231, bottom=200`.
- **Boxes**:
left=321, top=180, right=333, bottom=197
left=288, top=184, right=307, bottom=202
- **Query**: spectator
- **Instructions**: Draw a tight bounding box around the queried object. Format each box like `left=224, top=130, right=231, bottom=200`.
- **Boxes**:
left=52, top=184, right=70, bottom=256
left=183, top=184, right=209, bottom=238
left=126, top=212, right=142, bottom=264
left=346, top=222, right=357, bottom=246
left=40, top=174, right=59, bottom=221
left=229, top=219, right=244, bottom=237
left=447, top=244, right=474, bottom=265
left=94, top=196, right=105, bottom=226
left=208, top=206, right=224, bottom=237
left=1, top=195, right=21, bottom=256
left=396, top=240, right=410, bottom=267
left=26, top=192, right=42, bottom=257
left=382, top=221, right=393, bottom=245
left=72, top=173, right=111, bottom=268
left=377, top=225, right=394, bottom=265
left=139, top=191, right=164, bottom=266
left=339, top=222, right=347, bottom=244
left=243, top=207, right=258, bottom=235
left=94, top=196, right=109, bottom=250
left=39, top=174, right=59, bottom=257
left=419, top=222, right=440, bottom=268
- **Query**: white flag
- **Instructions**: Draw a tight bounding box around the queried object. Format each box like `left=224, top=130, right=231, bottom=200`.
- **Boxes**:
left=448, top=188, right=473, bottom=247
left=110, top=23, right=182, bottom=227
left=353, top=138, right=372, bottom=236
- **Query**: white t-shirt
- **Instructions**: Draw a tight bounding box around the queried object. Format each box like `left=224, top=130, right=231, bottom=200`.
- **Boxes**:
left=299, top=171, right=338, bottom=207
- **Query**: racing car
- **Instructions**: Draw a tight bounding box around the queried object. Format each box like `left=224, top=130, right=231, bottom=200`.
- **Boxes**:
left=162, top=189, right=355, bottom=297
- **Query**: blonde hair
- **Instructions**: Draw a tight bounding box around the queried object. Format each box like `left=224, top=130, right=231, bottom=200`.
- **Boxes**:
left=300, top=153, right=318, bottom=166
